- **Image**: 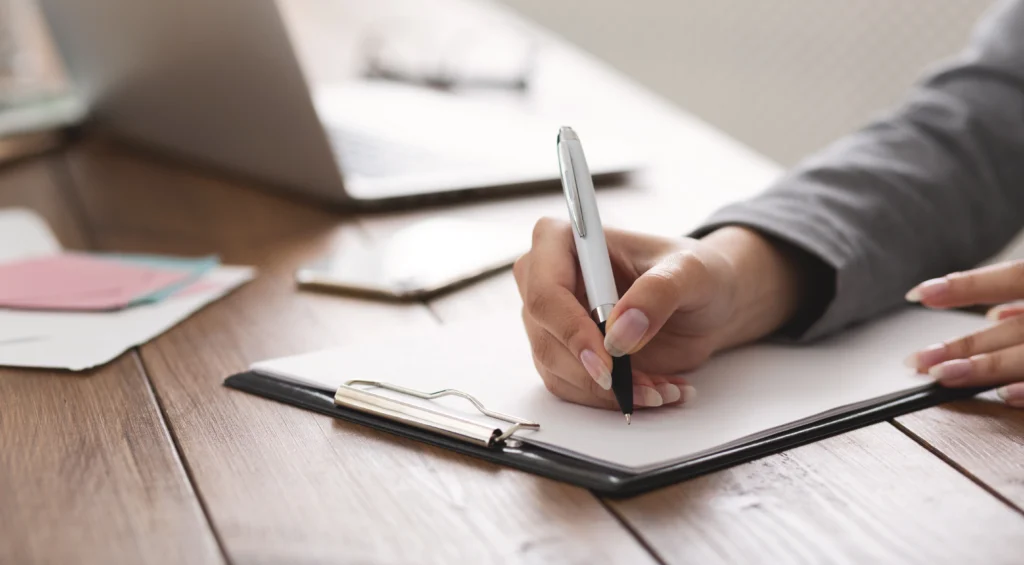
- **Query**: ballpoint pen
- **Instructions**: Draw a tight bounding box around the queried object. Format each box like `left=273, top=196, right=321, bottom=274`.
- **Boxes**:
left=556, top=126, right=634, bottom=424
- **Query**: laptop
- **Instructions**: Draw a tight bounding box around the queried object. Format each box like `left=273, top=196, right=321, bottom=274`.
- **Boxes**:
left=38, top=0, right=638, bottom=207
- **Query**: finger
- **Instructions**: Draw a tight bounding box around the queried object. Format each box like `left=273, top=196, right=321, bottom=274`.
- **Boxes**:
left=906, top=260, right=1024, bottom=308
left=524, top=311, right=611, bottom=392
left=512, top=253, right=529, bottom=302
left=604, top=250, right=714, bottom=357
left=522, top=219, right=610, bottom=374
left=528, top=216, right=579, bottom=290
left=539, top=367, right=691, bottom=409
left=986, top=302, right=1024, bottom=321
left=638, top=370, right=697, bottom=406
left=997, top=383, right=1024, bottom=408
left=627, top=369, right=694, bottom=407
left=904, top=315, right=1024, bottom=371
left=524, top=315, right=694, bottom=406
left=538, top=368, right=621, bottom=410
left=930, top=341, right=1024, bottom=388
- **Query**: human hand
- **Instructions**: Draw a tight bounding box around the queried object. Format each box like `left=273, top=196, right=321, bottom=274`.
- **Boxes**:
left=513, top=219, right=805, bottom=410
left=904, top=260, right=1024, bottom=408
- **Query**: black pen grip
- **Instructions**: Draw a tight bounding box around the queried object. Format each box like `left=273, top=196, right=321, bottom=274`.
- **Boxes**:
left=597, top=320, right=633, bottom=415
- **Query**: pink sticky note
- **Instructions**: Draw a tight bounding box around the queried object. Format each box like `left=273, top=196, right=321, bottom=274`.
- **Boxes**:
left=0, top=253, right=195, bottom=311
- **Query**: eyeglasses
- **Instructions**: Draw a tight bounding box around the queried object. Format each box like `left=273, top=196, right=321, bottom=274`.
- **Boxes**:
left=359, top=17, right=538, bottom=93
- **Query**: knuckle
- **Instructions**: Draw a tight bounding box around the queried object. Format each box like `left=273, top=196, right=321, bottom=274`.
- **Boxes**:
left=532, top=217, right=565, bottom=244
left=541, top=373, right=559, bottom=396
left=645, top=266, right=684, bottom=298
left=980, top=352, right=1002, bottom=375
left=658, top=251, right=704, bottom=288
left=949, top=333, right=977, bottom=357
left=512, top=255, right=527, bottom=284
left=530, top=332, right=556, bottom=366
left=677, top=250, right=716, bottom=293
left=529, top=350, right=547, bottom=378
left=525, top=290, right=551, bottom=318
left=558, top=315, right=588, bottom=351
left=677, top=249, right=704, bottom=271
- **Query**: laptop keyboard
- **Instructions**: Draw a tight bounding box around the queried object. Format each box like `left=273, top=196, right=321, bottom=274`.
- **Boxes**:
left=327, top=127, right=483, bottom=178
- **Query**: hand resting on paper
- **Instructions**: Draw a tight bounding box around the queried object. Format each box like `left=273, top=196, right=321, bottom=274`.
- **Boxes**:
left=904, top=260, right=1024, bottom=408
left=513, top=219, right=807, bottom=410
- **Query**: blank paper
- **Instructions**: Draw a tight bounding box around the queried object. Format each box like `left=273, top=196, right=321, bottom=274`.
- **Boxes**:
left=252, top=307, right=988, bottom=472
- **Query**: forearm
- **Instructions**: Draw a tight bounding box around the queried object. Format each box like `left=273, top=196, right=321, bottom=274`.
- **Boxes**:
left=696, top=0, right=1024, bottom=341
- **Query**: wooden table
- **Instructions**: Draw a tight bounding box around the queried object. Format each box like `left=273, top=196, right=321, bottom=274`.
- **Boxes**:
left=3, top=2, right=1024, bottom=563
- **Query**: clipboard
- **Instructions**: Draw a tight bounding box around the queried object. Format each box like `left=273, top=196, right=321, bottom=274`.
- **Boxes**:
left=224, top=370, right=988, bottom=498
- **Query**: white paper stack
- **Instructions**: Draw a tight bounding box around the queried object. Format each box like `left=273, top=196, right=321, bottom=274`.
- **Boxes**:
left=0, top=208, right=253, bottom=370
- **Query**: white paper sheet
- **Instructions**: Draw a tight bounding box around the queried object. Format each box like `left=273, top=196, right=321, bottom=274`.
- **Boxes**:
left=0, top=208, right=254, bottom=370
left=252, top=307, right=988, bottom=472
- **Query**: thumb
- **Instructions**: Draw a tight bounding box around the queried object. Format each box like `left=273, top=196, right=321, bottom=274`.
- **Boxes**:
left=603, top=251, right=711, bottom=357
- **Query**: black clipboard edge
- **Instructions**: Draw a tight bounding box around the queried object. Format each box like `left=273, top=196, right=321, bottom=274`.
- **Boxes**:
left=224, top=371, right=988, bottom=498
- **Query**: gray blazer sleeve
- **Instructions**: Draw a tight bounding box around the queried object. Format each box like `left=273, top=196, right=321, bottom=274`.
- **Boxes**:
left=695, top=0, right=1024, bottom=341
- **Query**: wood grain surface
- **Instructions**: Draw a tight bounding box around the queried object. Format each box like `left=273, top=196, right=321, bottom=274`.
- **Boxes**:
left=427, top=265, right=1024, bottom=564
left=0, top=158, right=223, bottom=565
left=609, top=423, right=1024, bottom=565
left=61, top=141, right=656, bottom=565
left=896, top=399, right=1024, bottom=511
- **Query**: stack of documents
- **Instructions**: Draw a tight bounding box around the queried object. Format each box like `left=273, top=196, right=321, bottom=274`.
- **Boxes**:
left=0, top=208, right=253, bottom=370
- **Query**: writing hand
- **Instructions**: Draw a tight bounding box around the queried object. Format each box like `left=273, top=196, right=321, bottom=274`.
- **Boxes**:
left=514, top=219, right=805, bottom=410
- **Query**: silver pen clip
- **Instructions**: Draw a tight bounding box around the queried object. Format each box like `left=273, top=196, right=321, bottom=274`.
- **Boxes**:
left=557, top=127, right=586, bottom=238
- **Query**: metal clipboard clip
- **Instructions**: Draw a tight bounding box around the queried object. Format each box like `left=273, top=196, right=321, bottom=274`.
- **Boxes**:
left=334, top=380, right=540, bottom=449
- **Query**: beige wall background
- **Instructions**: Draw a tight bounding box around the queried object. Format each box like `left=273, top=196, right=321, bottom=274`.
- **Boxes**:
left=4, top=0, right=1001, bottom=167
left=501, top=0, right=996, bottom=166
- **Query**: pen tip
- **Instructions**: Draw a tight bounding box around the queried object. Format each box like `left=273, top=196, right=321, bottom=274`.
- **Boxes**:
left=625, top=413, right=631, bottom=425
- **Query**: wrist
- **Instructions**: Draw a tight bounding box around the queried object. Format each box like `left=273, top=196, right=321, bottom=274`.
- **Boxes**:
left=701, top=226, right=806, bottom=349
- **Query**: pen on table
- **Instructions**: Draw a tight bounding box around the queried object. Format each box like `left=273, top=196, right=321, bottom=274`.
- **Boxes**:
left=556, top=126, right=634, bottom=424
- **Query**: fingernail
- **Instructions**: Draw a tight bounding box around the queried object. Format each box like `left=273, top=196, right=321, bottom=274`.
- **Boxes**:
left=605, top=309, right=649, bottom=357
left=997, top=386, right=1024, bottom=407
left=929, top=358, right=972, bottom=383
left=634, top=385, right=663, bottom=407
left=580, top=349, right=612, bottom=390
left=654, top=383, right=681, bottom=403
left=904, top=343, right=947, bottom=370
left=680, top=385, right=697, bottom=404
left=988, top=305, right=1024, bottom=321
left=905, top=278, right=948, bottom=303
left=997, top=386, right=1016, bottom=401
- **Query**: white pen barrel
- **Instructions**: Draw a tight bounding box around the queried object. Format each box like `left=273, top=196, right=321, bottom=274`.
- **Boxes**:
left=565, top=138, right=619, bottom=319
